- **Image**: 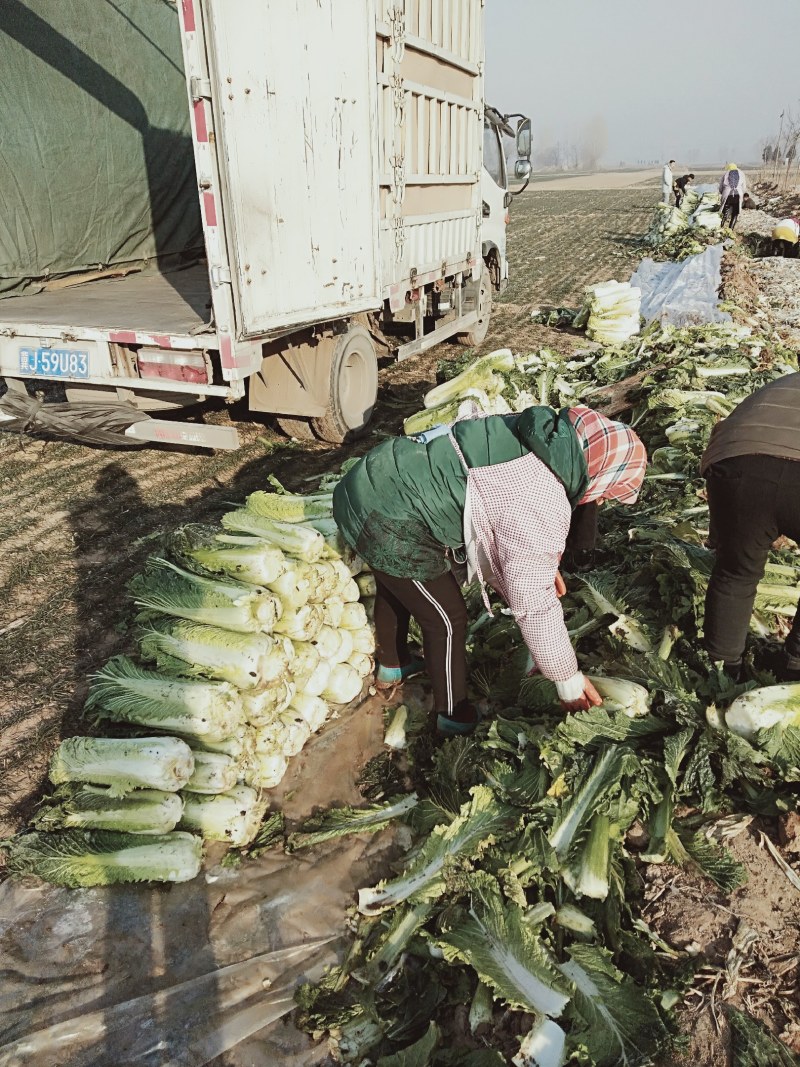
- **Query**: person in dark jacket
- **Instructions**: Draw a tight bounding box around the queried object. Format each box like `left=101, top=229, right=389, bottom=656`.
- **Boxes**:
left=701, top=373, right=800, bottom=680
left=673, top=173, right=695, bottom=209
left=333, top=406, right=647, bottom=735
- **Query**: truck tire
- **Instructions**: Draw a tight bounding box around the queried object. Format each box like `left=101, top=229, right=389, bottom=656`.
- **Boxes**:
left=457, top=264, right=492, bottom=347
left=311, top=324, right=378, bottom=443
left=275, top=416, right=318, bottom=442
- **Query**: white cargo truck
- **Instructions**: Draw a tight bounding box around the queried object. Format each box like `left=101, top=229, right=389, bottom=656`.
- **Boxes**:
left=0, top=0, right=530, bottom=449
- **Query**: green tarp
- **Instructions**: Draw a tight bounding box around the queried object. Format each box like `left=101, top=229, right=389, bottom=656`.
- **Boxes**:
left=0, top=0, right=203, bottom=297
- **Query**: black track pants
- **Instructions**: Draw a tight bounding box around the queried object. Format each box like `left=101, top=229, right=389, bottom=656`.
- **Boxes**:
left=372, top=568, right=471, bottom=720
left=704, top=454, right=800, bottom=664
left=722, top=193, right=741, bottom=228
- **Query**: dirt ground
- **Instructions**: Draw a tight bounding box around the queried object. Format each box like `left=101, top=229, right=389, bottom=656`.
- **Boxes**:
left=2, top=181, right=799, bottom=1067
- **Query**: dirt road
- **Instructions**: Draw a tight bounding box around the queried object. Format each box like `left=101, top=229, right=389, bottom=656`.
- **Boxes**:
left=530, top=167, right=663, bottom=191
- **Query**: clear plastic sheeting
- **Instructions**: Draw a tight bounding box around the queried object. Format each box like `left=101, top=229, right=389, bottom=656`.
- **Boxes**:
left=0, top=693, right=396, bottom=1067
left=630, top=244, right=731, bottom=327
left=0, top=940, right=331, bottom=1067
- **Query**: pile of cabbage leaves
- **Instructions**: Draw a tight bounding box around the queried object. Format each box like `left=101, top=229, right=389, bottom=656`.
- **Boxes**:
left=294, top=321, right=800, bottom=1067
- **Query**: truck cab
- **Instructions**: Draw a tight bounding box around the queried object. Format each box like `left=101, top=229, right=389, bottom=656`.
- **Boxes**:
left=482, top=108, right=531, bottom=294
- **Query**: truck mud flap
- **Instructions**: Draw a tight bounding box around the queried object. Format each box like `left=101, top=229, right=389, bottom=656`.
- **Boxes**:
left=125, top=420, right=239, bottom=449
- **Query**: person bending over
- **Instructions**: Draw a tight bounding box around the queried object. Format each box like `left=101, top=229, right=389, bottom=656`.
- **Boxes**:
left=333, top=405, right=647, bottom=735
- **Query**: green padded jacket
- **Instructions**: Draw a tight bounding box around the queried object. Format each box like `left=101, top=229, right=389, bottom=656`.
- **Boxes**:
left=332, top=407, right=588, bottom=580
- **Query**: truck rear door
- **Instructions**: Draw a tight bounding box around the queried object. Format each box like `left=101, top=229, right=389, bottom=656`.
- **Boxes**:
left=199, top=0, right=382, bottom=339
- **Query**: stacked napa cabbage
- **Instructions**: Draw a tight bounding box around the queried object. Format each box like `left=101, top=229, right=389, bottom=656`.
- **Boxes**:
left=579, top=280, right=642, bottom=346
left=644, top=188, right=723, bottom=249
left=11, top=472, right=376, bottom=885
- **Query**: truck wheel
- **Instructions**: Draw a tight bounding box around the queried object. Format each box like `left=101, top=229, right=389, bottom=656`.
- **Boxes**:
left=457, top=264, right=492, bottom=347
left=275, top=416, right=318, bottom=442
left=311, top=325, right=378, bottom=443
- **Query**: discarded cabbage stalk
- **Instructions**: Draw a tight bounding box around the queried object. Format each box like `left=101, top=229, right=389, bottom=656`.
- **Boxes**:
left=512, top=1019, right=566, bottom=1067
left=725, top=684, right=800, bottom=743
left=384, top=705, right=408, bottom=750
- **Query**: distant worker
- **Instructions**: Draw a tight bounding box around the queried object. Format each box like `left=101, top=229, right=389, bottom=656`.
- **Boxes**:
left=701, top=373, right=800, bottom=682
left=661, top=159, right=676, bottom=204
left=719, top=163, right=747, bottom=229
left=673, top=172, right=695, bottom=210
left=771, top=217, right=800, bottom=258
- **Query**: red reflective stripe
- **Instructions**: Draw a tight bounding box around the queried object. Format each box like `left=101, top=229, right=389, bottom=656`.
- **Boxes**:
left=153, top=335, right=173, bottom=349
left=219, top=335, right=235, bottom=369
left=109, top=331, right=137, bottom=344
left=192, top=99, right=208, bottom=143
left=203, top=191, right=217, bottom=226
left=182, top=0, right=196, bottom=31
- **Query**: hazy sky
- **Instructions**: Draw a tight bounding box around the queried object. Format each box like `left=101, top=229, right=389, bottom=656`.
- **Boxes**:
left=485, top=0, right=800, bottom=167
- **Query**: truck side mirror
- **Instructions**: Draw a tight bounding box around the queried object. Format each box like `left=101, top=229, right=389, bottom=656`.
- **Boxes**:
left=516, top=118, right=532, bottom=160
left=514, top=160, right=531, bottom=180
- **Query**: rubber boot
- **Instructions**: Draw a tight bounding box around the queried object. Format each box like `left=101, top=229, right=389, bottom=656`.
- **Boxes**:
left=375, top=657, right=425, bottom=691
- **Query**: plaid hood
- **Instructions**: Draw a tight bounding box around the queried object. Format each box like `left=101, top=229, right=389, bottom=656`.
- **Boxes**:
left=568, top=405, right=647, bottom=505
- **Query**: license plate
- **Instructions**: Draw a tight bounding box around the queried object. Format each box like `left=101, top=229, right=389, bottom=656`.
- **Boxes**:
left=19, top=346, right=90, bottom=378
